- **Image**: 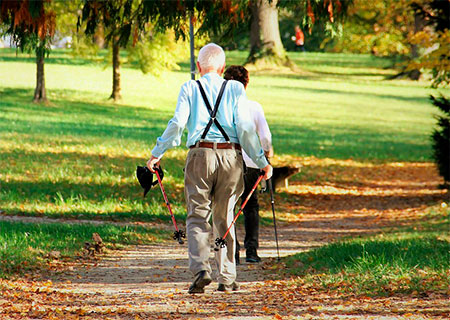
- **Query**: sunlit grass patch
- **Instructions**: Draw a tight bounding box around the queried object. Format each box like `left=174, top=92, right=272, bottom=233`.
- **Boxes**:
left=285, top=211, right=450, bottom=296
left=0, top=220, right=169, bottom=278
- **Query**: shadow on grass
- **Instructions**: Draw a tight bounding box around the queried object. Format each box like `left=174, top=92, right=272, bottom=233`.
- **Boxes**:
left=268, top=83, right=430, bottom=104
left=0, top=48, right=108, bottom=66
left=270, top=122, right=431, bottom=161
left=0, top=148, right=187, bottom=222
left=0, top=87, right=176, bottom=143
left=0, top=54, right=100, bottom=66
left=0, top=87, right=173, bottom=120
left=286, top=52, right=399, bottom=69
left=1, top=87, right=432, bottom=161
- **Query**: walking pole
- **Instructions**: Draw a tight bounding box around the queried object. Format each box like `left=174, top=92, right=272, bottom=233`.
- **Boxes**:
left=267, top=178, right=281, bottom=261
left=154, top=168, right=186, bottom=244
left=214, top=172, right=265, bottom=251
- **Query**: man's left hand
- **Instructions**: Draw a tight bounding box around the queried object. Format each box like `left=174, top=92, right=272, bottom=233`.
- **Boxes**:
left=262, top=164, right=273, bottom=180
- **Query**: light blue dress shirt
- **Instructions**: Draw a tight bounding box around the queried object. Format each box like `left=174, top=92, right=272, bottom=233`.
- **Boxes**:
left=151, top=73, right=268, bottom=169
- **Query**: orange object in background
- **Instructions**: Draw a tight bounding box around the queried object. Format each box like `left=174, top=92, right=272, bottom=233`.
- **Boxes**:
left=295, top=25, right=304, bottom=46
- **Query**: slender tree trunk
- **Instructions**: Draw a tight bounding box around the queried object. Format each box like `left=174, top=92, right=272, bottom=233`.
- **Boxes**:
left=33, top=43, right=48, bottom=103
left=408, top=12, right=424, bottom=80
left=247, top=0, right=291, bottom=67
left=94, top=23, right=105, bottom=49
left=110, top=35, right=121, bottom=101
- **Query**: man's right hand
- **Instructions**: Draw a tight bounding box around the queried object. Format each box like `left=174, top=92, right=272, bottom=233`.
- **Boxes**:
left=147, top=156, right=160, bottom=173
left=262, top=164, right=273, bottom=180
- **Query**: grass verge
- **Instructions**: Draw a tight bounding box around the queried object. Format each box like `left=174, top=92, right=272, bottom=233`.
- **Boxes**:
left=284, top=210, right=450, bottom=296
left=0, top=220, right=169, bottom=278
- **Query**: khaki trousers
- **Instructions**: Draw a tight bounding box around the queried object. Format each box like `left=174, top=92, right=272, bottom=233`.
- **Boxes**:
left=184, top=147, right=244, bottom=285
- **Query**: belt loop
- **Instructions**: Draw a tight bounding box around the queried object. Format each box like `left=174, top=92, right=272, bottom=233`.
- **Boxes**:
left=231, top=143, right=235, bottom=150
left=213, top=142, right=217, bottom=150
left=195, top=141, right=200, bottom=148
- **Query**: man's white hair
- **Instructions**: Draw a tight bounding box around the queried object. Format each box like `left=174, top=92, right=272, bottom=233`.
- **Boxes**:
left=197, top=43, right=225, bottom=71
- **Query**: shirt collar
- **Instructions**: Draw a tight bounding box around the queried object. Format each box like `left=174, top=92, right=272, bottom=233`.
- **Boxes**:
left=202, top=72, right=222, bottom=80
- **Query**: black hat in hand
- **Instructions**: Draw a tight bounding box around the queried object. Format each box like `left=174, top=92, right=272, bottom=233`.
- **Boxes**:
left=136, top=165, right=164, bottom=197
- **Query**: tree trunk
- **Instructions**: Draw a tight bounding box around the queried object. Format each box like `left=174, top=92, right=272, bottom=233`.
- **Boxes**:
left=408, top=12, right=425, bottom=80
left=94, top=24, right=105, bottom=49
left=247, top=0, right=291, bottom=68
left=33, top=43, right=48, bottom=103
left=110, top=35, right=122, bottom=101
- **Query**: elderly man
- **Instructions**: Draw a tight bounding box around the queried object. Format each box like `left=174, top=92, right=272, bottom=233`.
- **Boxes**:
left=147, top=43, right=272, bottom=294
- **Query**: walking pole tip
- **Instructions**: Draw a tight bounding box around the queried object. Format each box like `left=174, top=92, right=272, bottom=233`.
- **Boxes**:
left=173, top=230, right=186, bottom=245
left=214, top=238, right=226, bottom=251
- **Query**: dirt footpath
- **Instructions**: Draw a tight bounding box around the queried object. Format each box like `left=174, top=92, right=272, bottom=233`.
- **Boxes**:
left=1, top=161, right=449, bottom=319
left=43, top=215, right=448, bottom=320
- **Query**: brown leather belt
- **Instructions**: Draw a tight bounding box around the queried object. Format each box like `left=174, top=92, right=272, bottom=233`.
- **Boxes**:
left=190, top=142, right=241, bottom=151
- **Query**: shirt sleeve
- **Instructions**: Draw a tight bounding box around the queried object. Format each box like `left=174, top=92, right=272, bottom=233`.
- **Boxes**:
left=151, top=83, right=191, bottom=159
left=254, top=103, right=272, bottom=152
left=234, top=91, right=269, bottom=169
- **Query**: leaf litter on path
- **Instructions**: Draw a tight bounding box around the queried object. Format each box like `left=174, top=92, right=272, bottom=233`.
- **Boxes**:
left=1, top=159, right=449, bottom=319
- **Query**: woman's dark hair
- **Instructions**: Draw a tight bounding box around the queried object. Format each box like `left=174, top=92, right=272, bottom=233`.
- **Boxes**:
left=224, top=65, right=249, bottom=87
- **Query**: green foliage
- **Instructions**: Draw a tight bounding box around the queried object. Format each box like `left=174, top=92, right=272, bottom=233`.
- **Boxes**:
left=50, top=0, right=100, bottom=58
left=0, top=220, right=168, bottom=278
left=430, top=94, right=450, bottom=186
left=209, top=14, right=251, bottom=51
left=79, top=0, right=248, bottom=47
left=278, top=9, right=334, bottom=52
left=409, top=30, right=450, bottom=88
left=209, top=0, right=353, bottom=53
left=332, top=0, right=415, bottom=57
left=333, top=0, right=450, bottom=86
left=127, top=30, right=189, bottom=76
left=280, top=0, right=352, bottom=36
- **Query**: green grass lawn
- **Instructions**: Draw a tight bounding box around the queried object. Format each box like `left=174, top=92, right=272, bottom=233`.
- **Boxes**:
left=0, top=49, right=447, bottom=221
left=285, top=210, right=449, bottom=296
left=0, top=48, right=448, bottom=282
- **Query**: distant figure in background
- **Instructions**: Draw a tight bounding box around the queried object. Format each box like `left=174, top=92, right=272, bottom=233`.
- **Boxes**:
left=224, top=65, right=273, bottom=264
left=294, top=25, right=305, bottom=52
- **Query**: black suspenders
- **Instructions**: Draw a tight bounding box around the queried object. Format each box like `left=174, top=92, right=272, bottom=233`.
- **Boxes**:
left=196, top=80, right=230, bottom=141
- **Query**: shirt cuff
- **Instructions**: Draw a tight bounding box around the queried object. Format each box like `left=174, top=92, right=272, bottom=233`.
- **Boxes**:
left=254, top=155, right=269, bottom=169
left=151, top=146, right=164, bottom=160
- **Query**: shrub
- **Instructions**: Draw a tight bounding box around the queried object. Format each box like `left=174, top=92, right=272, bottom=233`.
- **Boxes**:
left=430, top=94, right=450, bottom=188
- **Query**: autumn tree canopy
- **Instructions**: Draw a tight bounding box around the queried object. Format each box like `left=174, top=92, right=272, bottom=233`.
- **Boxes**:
left=0, top=0, right=56, bottom=103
